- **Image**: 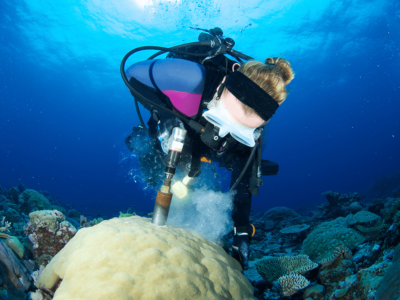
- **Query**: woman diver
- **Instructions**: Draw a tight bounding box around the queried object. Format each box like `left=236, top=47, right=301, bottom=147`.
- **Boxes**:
left=121, top=32, right=295, bottom=269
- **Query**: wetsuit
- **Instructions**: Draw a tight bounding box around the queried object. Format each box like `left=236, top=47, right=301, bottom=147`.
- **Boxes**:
left=126, top=58, right=269, bottom=230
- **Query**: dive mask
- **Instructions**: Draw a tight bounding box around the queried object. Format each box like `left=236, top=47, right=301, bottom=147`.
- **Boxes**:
left=203, top=99, right=256, bottom=147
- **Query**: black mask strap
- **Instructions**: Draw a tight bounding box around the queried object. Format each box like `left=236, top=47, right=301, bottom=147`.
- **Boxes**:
left=225, top=71, right=279, bottom=121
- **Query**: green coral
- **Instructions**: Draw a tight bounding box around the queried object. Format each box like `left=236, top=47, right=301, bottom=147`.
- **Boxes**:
left=4, top=236, right=24, bottom=259
left=384, top=198, right=400, bottom=223
left=52, top=205, right=67, bottom=214
left=19, top=189, right=52, bottom=213
left=301, top=215, right=366, bottom=263
left=255, top=254, right=318, bottom=283
left=319, top=245, right=352, bottom=267
left=394, top=211, right=400, bottom=223
left=351, top=211, right=381, bottom=224
left=87, top=218, right=104, bottom=226
left=356, top=222, right=385, bottom=235
left=119, top=210, right=136, bottom=218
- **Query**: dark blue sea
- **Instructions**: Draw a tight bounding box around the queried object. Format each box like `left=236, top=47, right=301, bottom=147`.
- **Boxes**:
left=1, top=0, right=399, bottom=218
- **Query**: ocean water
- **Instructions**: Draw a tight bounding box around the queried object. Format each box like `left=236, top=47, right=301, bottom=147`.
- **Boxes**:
left=0, top=0, right=399, bottom=217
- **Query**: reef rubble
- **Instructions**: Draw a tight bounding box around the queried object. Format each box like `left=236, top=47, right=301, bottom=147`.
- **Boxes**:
left=0, top=183, right=400, bottom=300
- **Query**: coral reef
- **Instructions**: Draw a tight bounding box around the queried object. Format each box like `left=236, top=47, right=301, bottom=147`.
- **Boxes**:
left=280, top=224, right=310, bottom=234
left=4, top=236, right=25, bottom=259
left=261, top=206, right=302, bottom=230
left=0, top=216, right=12, bottom=232
left=19, top=189, right=52, bottom=214
left=318, top=252, right=356, bottom=297
left=384, top=198, right=400, bottom=223
left=0, top=232, right=10, bottom=239
left=301, top=215, right=366, bottom=263
left=24, top=210, right=77, bottom=261
left=1, top=181, right=400, bottom=300
left=316, top=191, right=362, bottom=219
left=279, top=274, right=310, bottom=297
left=351, top=260, right=391, bottom=299
left=36, top=216, right=256, bottom=300
left=79, top=215, right=103, bottom=228
left=376, top=243, right=400, bottom=300
left=319, top=245, right=352, bottom=267
left=302, top=283, right=327, bottom=300
left=255, top=254, right=318, bottom=283
left=0, top=239, right=34, bottom=298
left=351, top=210, right=381, bottom=225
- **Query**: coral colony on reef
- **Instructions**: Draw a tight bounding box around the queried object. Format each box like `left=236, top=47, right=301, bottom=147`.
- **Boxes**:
left=1, top=183, right=400, bottom=300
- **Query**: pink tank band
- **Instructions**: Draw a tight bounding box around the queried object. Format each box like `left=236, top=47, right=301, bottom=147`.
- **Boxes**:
left=162, top=90, right=202, bottom=117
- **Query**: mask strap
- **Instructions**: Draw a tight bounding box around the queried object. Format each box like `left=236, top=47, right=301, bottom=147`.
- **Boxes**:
left=216, top=83, right=225, bottom=100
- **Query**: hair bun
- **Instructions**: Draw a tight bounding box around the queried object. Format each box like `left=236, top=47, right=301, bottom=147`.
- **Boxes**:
left=265, top=57, right=276, bottom=65
left=265, top=57, right=295, bottom=85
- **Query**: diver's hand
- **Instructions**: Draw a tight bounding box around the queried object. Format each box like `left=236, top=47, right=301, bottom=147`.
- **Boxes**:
left=232, top=234, right=250, bottom=270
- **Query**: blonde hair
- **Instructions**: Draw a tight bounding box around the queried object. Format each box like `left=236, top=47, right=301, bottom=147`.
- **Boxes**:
left=232, top=57, right=295, bottom=116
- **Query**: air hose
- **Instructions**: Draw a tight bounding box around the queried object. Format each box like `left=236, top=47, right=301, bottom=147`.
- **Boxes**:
left=230, top=144, right=257, bottom=191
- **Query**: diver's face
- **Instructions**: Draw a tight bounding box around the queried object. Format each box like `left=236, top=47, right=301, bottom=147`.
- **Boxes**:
left=217, top=90, right=265, bottom=128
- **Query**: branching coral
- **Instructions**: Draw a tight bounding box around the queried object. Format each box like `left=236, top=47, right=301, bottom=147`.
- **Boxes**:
left=255, top=254, right=318, bottom=283
left=279, top=274, right=310, bottom=297
left=0, top=216, right=11, bottom=232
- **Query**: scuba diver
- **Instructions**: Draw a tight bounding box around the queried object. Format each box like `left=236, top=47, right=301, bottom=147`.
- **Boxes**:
left=121, top=27, right=294, bottom=270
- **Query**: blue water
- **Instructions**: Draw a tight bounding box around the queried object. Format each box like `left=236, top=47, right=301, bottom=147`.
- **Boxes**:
left=1, top=0, right=399, bottom=216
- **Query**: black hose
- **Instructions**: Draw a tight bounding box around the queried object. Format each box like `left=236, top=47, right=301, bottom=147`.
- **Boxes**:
left=134, top=98, right=146, bottom=128
left=147, top=41, right=213, bottom=60
left=148, top=43, right=253, bottom=62
left=230, top=145, right=257, bottom=191
left=230, top=50, right=253, bottom=61
left=257, top=130, right=263, bottom=173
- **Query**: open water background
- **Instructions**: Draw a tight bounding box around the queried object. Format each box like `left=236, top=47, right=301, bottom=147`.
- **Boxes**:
left=0, top=0, right=399, bottom=215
